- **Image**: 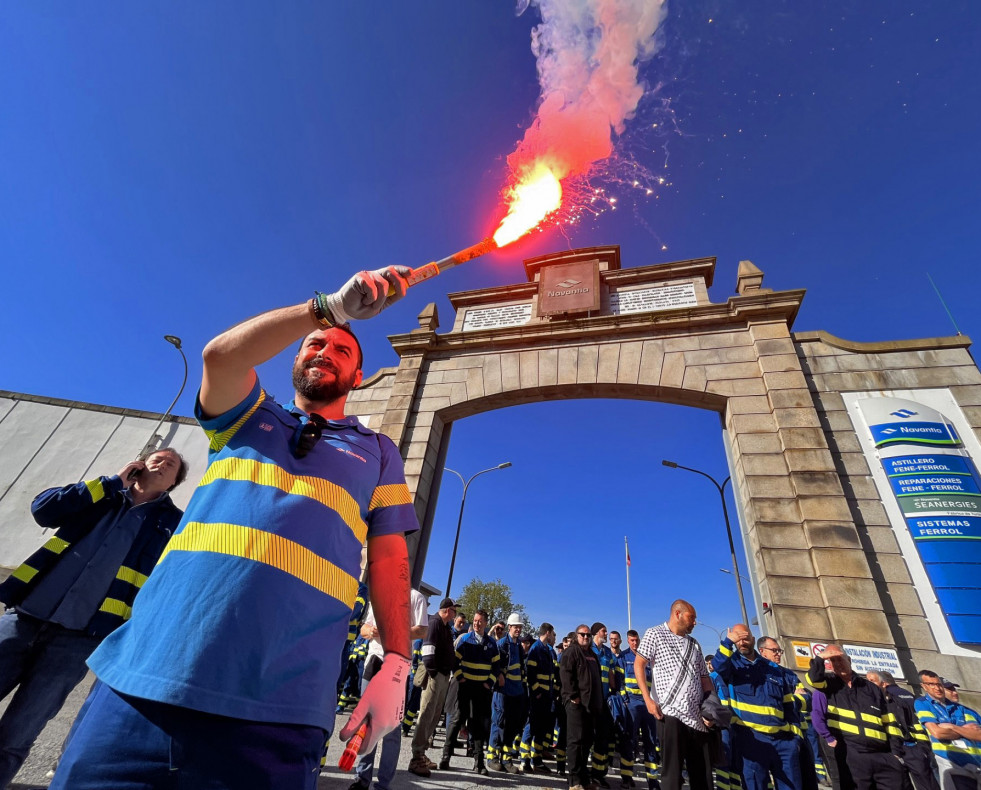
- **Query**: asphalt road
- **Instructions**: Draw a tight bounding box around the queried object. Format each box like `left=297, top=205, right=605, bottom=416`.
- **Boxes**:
left=6, top=682, right=580, bottom=790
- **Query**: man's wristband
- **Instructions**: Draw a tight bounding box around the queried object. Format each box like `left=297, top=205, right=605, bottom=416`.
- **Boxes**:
left=309, top=292, right=336, bottom=329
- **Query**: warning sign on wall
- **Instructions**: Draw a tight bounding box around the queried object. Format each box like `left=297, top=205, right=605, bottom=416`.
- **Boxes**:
left=791, top=641, right=812, bottom=669
left=843, top=644, right=904, bottom=681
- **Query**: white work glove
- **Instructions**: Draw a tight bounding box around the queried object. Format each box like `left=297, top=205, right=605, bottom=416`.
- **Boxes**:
left=339, top=653, right=411, bottom=754
left=324, top=266, right=411, bottom=324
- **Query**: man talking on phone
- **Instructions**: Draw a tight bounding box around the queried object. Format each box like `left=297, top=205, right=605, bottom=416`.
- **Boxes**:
left=0, top=447, right=187, bottom=787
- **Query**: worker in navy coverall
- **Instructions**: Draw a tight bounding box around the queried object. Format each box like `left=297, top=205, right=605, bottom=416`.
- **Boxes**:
left=714, top=624, right=801, bottom=790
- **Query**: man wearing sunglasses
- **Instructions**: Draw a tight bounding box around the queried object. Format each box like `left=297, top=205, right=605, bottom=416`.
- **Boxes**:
left=561, top=625, right=605, bottom=790
left=51, top=266, right=420, bottom=790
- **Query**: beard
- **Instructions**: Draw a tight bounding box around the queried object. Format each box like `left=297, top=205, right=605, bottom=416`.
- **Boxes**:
left=292, top=359, right=358, bottom=403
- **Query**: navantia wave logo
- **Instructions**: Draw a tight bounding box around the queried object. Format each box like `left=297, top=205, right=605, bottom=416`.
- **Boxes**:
left=546, top=277, right=590, bottom=298
left=859, top=398, right=960, bottom=449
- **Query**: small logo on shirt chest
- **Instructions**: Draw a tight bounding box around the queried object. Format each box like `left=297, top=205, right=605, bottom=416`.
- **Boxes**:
left=258, top=423, right=274, bottom=432
left=335, top=446, right=367, bottom=463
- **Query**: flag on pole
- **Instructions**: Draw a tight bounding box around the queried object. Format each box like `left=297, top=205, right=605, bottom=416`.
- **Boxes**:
left=625, top=536, right=633, bottom=631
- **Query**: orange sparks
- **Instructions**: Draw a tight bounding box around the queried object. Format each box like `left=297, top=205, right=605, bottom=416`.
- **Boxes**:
left=492, top=163, right=562, bottom=248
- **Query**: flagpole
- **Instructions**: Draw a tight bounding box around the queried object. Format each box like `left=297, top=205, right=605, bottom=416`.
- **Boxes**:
left=625, top=536, right=632, bottom=632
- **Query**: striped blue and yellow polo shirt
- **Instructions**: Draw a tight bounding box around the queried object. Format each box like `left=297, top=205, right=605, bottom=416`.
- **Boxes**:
left=88, top=379, right=418, bottom=730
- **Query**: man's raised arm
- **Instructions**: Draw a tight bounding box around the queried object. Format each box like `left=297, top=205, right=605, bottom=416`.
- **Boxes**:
left=200, top=267, right=409, bottom=418
left=201, top=303, right=315, bottom=419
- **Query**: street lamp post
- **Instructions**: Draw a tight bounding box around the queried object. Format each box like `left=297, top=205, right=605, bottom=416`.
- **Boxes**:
left=719, top=568, right=752, bottom=584
left=138, top=335, right=188, bottom=459
left=444, top=462, right=512, bottom=597
left=662, top=459, right=750, bottom=626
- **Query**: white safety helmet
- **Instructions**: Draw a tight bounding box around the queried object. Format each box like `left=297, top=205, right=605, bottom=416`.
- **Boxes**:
left=507, top=613, right=523, bottom=627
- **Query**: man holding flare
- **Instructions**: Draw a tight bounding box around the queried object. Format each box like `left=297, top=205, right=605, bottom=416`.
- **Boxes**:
left=52, top=266, right=418, bottom=790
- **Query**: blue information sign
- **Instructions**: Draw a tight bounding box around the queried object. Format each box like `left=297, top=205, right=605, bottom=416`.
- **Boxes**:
left=880, top=449, right=981, bottom=646
left=891, top=475, right=980, bottom=496
left=906, top=515, right=981, bottom=541
left=884, top=456, right=973, bottom=476
left=859, top=397, right=981, bottom=646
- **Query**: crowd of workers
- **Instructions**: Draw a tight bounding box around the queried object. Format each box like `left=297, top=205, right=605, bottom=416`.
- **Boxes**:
left=333, top=596, right=981, bottom=790
left=0, top=265, right=978, bottom=790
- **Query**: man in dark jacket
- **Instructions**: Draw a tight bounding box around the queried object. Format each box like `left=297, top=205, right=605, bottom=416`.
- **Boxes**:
left=0, top=448, right=186, bottom=787
left=409, top=597, right=457, bottom=777
left=806, top=645, right=904, bottom=790
left=523, top=622, right=557, bottom=775
left=561, top=623, right=604, bottom=790
left=868, top=670, right=939, bottom=790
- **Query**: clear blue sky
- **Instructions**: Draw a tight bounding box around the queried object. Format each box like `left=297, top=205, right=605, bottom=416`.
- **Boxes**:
left=3, top=2, right=980, bottom=652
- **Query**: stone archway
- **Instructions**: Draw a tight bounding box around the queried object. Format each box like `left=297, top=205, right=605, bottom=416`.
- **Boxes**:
left=346, top=244, right=981, bottom=687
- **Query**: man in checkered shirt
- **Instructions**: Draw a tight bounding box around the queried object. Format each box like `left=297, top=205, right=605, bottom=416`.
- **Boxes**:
left=634, top=600, right=714, bottom=790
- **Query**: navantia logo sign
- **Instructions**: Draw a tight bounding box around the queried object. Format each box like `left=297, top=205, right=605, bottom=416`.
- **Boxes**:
left=861, top=396, right=959, bottom=448
left=539, top=260, right=600, bottom=316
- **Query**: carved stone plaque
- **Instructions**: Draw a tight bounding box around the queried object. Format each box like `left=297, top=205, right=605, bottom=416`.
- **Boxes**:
left=610, top=282, right=697, bottom=315
left=538, top=260, right=600, bottom=316
left=461, top=303, right=533, bottom=332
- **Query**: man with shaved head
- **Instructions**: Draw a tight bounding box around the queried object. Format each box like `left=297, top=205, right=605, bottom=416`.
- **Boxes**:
left=714, top=624, right=801, bottom=790
left=807, top=645, right=904, bottom=790
left=634, top=600, right=714, bottom=790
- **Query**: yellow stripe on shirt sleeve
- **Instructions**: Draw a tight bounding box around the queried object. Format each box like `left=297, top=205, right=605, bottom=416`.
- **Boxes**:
left=369, top=483, right=412, bottom=511
left=205, top=389, right=267, bottom=452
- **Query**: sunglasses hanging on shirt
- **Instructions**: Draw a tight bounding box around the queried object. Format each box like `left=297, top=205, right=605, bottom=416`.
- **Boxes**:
left=291, top=413, right=328, bottom=459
